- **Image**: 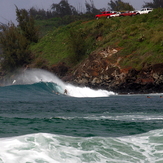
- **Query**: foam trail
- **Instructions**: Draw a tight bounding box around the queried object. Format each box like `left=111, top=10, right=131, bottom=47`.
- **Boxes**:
left=9, top=68, right=115, bottom=98
left=65, top=83, right=115, bottom=97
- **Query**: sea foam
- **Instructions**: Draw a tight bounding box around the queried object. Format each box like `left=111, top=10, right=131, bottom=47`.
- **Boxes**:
left=1, top=130, right=163, bottom=163
left=8, top=68, right=115, bottom=98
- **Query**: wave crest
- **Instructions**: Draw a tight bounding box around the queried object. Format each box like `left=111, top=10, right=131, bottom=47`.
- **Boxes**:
left=5, top=68, right=115, bottom=98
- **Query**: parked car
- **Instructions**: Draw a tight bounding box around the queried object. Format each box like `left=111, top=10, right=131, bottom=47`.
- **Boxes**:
left=136, top=8, right=153, bottom=14
left=119, top=11, right=137, bottom=17
left=95, top=11, right=117, bottom=19
left=109, top=12, right=121, bottom=18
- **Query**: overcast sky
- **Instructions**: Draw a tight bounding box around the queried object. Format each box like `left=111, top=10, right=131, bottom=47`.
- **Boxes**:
left=0, top=0, right=150, bottom=24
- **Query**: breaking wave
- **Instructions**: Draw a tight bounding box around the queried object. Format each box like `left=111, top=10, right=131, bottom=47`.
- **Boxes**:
left=4, top=68, right=115, bottom=98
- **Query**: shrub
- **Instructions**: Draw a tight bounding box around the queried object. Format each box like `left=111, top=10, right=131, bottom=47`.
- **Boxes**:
left=68, top=28, right=87, bottom=62
left=0, top=23, right=31, bottom=71
left=0, top=7, right=39, bottom=72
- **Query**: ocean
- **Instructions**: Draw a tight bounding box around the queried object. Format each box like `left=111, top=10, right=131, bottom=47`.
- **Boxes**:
left=0, top=69, right=163, bottom=163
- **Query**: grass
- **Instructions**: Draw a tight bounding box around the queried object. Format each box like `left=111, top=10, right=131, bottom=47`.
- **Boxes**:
left=30, top=8, right=163, bottom=70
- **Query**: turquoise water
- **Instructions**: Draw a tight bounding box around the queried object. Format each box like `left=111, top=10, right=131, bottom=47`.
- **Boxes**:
left=0, top=69, right=163, bottom=163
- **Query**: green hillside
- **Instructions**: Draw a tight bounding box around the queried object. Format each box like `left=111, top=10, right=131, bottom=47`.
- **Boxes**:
left=31, top=8, right=163, bottom=70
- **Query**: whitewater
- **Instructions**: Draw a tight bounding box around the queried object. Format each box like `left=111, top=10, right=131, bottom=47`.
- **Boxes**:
left=7, top=68, right=115, bottom=98
left=1, top=68, right=163, bottom=163
left=1, top=130, right=163, bottom=163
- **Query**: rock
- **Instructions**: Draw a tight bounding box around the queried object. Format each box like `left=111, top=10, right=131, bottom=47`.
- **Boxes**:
left=51, top=62, right=69, bottom=77
left=62, top=47, right=163, bottom=94
left=78, top=78, right=88, bottom=84
left=153, top=73, right=159, bottom=80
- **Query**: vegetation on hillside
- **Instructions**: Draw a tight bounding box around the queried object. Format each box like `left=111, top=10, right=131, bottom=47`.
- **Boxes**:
left=31, top=8, right=163, bottom=71
left=0, top=0, right=163, bottom=74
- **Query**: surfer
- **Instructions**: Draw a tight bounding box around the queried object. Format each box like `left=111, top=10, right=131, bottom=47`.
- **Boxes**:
left=64, top=89, right=68, bottom=95
left=147, top=96, right=151, bottom=98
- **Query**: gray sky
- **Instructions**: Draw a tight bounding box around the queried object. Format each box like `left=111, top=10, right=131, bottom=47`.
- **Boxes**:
left=0, top=0, right=149, bottom=24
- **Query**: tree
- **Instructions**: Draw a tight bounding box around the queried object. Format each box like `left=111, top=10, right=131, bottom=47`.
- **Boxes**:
left=85, top=0, right=100, bottom=14
left=108, top=0, right=135, bottom=11
left=51, top=0, right=78, bottom=17
left=0, top=7, right=39, bottom=71
left=0, top=23, right=31, bottom=71
left=143, top=0, right=163, bottom=8
left=16, top=6, right=39, bottom=43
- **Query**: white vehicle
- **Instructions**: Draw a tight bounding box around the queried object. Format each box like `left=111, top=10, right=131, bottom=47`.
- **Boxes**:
left=109, top=12, right=121, bottom=18
left=137, top=8, right=153, bottom=14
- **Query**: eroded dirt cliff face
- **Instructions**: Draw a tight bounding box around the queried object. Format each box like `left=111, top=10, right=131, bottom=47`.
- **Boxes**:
left=61, top=47, right=163, bottom=94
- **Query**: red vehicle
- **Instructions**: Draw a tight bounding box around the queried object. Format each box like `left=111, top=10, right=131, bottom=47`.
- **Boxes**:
left=95, top=11, right=117, bottom=19
left=119, top=11, right=137, bottom=17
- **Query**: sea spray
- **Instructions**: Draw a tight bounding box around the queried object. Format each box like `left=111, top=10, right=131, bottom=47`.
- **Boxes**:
left=7, top=68, right=115, bottom=98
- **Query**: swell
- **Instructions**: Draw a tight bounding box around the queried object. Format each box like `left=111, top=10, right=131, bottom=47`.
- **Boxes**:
left=0, top=115, right=163, bottom=138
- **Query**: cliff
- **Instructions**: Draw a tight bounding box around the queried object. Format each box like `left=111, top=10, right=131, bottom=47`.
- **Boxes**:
left=62, top=47, right=163, bottom=94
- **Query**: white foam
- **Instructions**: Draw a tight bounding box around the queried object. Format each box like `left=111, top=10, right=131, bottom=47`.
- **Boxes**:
left=0, top=133, right=106, bottom=163
left=119, top=129, right=163, bottom=162
left=8, top=68, right=115, bottom=98
left=1, top=130, right=163, bottom=163
left=0, top=134, right=60, bottom=163
left=65, top=83, right=115, bottom=97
